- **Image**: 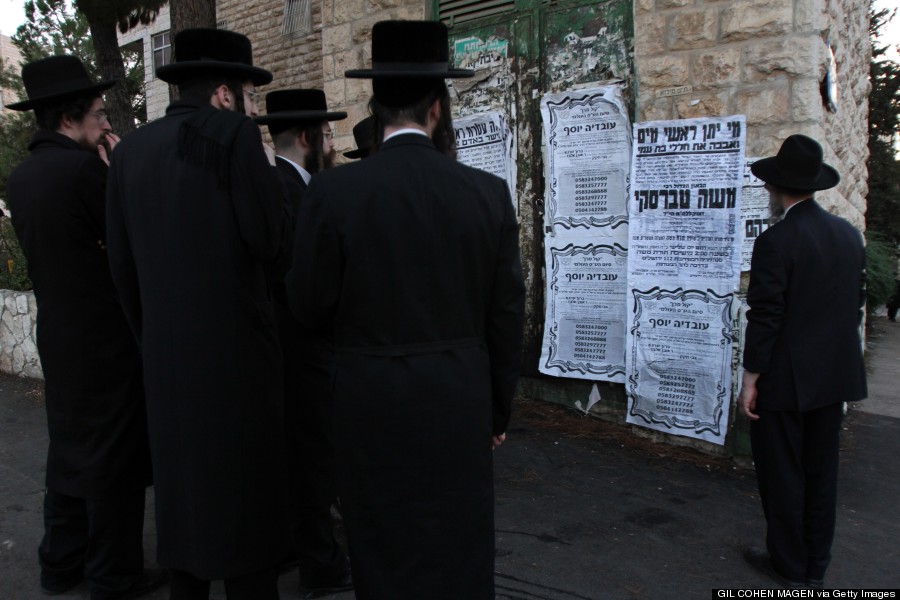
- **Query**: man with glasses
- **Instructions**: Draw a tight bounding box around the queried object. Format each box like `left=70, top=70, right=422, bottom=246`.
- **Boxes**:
left=6, top=55, right=165, bottom=599
left=105, top=29, right=291, bottom=599
left=255, top=89, right=353, bottom=599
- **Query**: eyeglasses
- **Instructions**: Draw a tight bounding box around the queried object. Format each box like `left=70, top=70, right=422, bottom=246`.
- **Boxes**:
left=322, top=129, right=334, bottom=140
left=243, top=88, right=260, bottom=103
left=89, top=109, right=109, bottom=123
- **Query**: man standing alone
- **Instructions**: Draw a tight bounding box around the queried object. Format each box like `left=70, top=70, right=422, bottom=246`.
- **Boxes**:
left=286, top=20, right=525, bottom=600
left=106, top=29, right=290, bottom=599
left=739, top=134, right=867, bottom=588
left=6, top=55, right=163, bottom=599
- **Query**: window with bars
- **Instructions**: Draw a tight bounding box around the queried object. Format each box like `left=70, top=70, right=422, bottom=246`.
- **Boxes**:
left=437, top=0, right=516, bottom=26
left=152, top=31, right=172, bottom=74
left=283, top=0, right=311, bottom=35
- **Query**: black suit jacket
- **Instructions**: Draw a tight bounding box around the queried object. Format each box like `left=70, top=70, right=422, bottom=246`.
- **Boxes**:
left=743, top=199, right=867, bottom=411
left=7, top=131, right=151, bottom=497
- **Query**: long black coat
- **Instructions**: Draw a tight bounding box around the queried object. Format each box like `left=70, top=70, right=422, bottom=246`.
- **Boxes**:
left=285, top=133, right=525, bottom=600
left=744, top=198, right=867, bottom=410
left=106, top=101, right=291, bottom=579
left=7, top=131, right=151, bottom=498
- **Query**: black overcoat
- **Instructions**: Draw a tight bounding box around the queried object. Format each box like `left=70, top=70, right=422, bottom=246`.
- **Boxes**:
left=285, top=133, right=525, bottom=599
left=743, top=199, right=867, bottom=411
left=7, top=131, right=151, bottom=498
left=105, top=101, right=291, bottom=579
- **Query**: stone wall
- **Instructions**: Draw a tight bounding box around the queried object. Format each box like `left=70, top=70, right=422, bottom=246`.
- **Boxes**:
left=634, top=0, right=870, bottom=229
left=217, top=0, right=325, bottom=119
left=0, top=290, right=42, bottom=379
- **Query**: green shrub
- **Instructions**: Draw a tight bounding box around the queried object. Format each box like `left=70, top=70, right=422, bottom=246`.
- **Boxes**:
left=865, top=232, right=897, bottom=315
left=0, top=217, right=31, bottom=291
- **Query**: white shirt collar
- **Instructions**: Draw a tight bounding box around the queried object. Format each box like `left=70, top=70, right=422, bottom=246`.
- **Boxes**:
left=276, top=155, right=311, bottom=185
left=383, top=128, right=429, bottom=143
left=783, top=197, right=810, bottom=218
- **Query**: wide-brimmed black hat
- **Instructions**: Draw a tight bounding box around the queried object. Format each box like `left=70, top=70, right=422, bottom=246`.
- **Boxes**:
left=157, top=28, right=272, bottom=86
left=255, top=89, right=347, bottom=130
left=5, top=55, right=115, bottom=111
left=343, top=116, right=377, bottom=159
left=345, top=21, right=473, bottom=79
left=750, top=134, right=840, bottom=192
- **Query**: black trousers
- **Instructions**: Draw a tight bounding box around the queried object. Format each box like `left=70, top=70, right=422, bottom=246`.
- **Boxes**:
left=279, top=307, right=348, bottom=583
left=750, top=403, right=843, bottom=582
left=169, top=567, right=278, bottom=600
left=39, top=488, right=146, bottom=600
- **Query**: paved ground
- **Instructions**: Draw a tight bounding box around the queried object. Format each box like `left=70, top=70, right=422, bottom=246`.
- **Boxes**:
left=1, top=317, right=898, bottom=599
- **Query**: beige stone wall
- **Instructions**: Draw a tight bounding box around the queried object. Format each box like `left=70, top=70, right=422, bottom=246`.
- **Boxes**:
left=634, top=0, right=870, bottom=229
left=118, top=6, right=171, bottom=122
left=320, top=0, right=426, bottom=154
left=218, top=0, right=324, bottom=118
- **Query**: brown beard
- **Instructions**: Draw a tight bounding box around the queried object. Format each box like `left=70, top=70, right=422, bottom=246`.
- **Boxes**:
left=430, top=94, right=457, bottom=159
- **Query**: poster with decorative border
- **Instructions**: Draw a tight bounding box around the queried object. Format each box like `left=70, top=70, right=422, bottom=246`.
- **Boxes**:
left=625, top=288, right=736, bottom=444
left=540, top=86, right=632, bottom=232
left=539, top=242, right=628, bottom=382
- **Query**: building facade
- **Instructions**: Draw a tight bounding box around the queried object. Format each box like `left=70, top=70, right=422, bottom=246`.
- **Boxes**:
left=0, top=34, right=23, bottom=115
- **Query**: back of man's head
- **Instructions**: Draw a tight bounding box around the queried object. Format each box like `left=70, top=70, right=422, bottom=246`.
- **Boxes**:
left=179, top=76, right=245, bottom=113
left=34, top=94, right=99, bottom=132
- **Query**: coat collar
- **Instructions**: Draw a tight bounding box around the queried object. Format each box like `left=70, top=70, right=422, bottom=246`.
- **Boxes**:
left=27, top=129, right=84, bottom=153
left=783, top=197, right=819, bottom=220
left=378, top=132, right=437, bottom=153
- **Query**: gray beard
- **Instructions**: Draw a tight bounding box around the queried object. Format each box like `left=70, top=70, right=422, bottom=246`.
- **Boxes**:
left=768, top=194, right=785, bottom=223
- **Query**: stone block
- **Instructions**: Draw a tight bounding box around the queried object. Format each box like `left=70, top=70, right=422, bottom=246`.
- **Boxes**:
left=634, top=0, right=655, bottom=13
left=692, top=47, right=740, bottom=87
left=734, top=87, right=789, bottom=126
left=322, top=55, right=335, bottom=79
left=742, top=37, right=822, bottom=83
left=324, top=78, right=346, bottom=105
left=637, top=96, right=674, bottom=121
left=721, top=0, right=792, bottom=42
left=637, top=54, right=690, bottom=89
left=367, top=0, right=405, bottom=9
left=12, top=346, right=24, bottom=374
left=791, top=77, right=824, bottom=122
left=669, top=10, right=718, bottom=50
left=634, top=12, right=667, bottom=56
left=323, top=23, right=351, bottom=56
left=795, top=0, right=826, bottom=32
left=4, top=295, right=15, bottom=314
left=674, top=92, right=728, bottom=119
left=334, top=0, right=367, bottom=24
left=0, top=352, right=10, bottom=375
left=657, top=0, right=692, bottom=7
left=14, top=294, right=27, bottom=315
left=345, top=77, right=372, bottom=103
left=352, top=15, right=381, bottom=45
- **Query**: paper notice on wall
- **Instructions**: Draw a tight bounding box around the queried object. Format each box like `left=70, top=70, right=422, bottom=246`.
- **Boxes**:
left=625, top=288, right=736, bottom=444
left=540, top=86, right=632, bottom=232
left=624, top=115, right=746, bottom=445
left=740, top=157, right=770, bottom=272
left=539, top=241, right=628, bottom=382
left=628, top=116, right=745, bottom=286
left=454, top=111, right=516, bottom=205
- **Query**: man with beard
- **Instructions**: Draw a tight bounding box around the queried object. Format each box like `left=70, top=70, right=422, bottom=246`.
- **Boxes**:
left=5, top=55, right=164, bottom=599
left=105, top=29, right=290, bottom=599
left=285, top=20, right=525, bottom=600
left=739, top=134, right=867, bottom=588
left=255, top=89, right=353, bottom=599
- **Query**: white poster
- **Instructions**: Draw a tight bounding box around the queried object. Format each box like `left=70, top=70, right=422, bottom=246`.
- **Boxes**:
left=628, top=117, right=745, bottom=284
left=740, top=157, right=770, bottom=272
left=540, top=86, right=632, bottom=232
left=538, top=85, right=632, bottom=383
left=625, top=115, right=746, bottom=445
left=453, top=111, right=515, bottom=201
left=626, top=288, right=736, bottom=444
left=540, top=242, right=628, bottom=381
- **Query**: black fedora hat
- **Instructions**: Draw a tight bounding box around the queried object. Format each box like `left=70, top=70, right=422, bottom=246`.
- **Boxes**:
left=255, top=89, right=347, bottom=130
left=5, top=55, right=115, bottom=111
left=343, top=116, right=377, bottom=159
left=750, top=134, right=840, bottom=192
left=345, top=21, right=473, bottom=79
left=156, top=28, right=272, bottom=86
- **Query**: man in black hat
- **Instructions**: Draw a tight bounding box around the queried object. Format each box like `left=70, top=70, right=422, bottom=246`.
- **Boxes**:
left=105, top=29, right=291, bottom=599
left=738, top=134, right=866, bottom=588
left=255, top=89, right=353, bottom=599
left=343, top=115, right=378, bottom=160
left=5, top=55, right=164, bottom=600
left=285, top=20, right=525, bottom=600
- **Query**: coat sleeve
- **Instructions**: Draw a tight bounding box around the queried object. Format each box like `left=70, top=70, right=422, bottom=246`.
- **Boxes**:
left=105, top=152, right=142, bottom=344
left=743, top=230, right=788, bottom=374
left=228, top=121, right=291, bottom=262
left=486, top=182, right=526, bottom=436
left=285, top=175, right=342, bottom=332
